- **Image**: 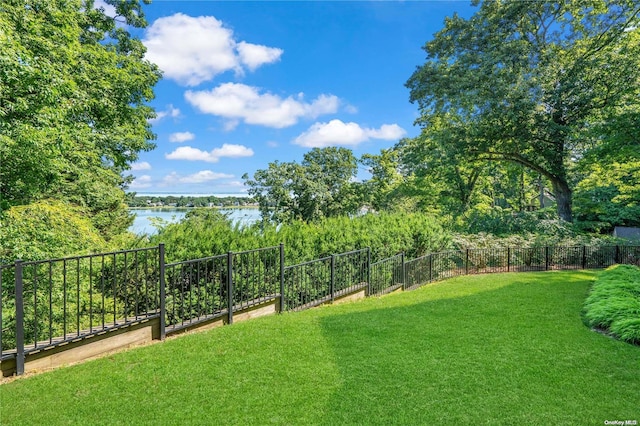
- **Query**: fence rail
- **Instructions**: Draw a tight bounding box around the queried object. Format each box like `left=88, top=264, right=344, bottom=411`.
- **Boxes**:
left=2, top=243, right=639, bottom=375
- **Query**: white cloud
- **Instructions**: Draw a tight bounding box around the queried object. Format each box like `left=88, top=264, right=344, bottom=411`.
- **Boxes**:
left=293, top=120, right=406, bottom=148
left=211, top=143, right=255, bottom=158
left=344, top=104, right=359, bottom=114
left=165, top=144, right=254, bottom=163
left=150, top=104, right=180, bottom=124
left=267, top=141, right=279, bottom=148
left=367, top=124, right=408, bottom=140
left=236, top=41, right=283, bottom=71
left=185, top=83, right=339, bottom=128
left=169, top=131, right=195, bottom=143
left=143, top=14, right=283, bottom=86
left=163, top=170, right=234, bottom=185
left=131, top=161, right=152, bottom=171
left=223, top=120, right=240, bottom=132
left=130, top=175, right=153, bottom=189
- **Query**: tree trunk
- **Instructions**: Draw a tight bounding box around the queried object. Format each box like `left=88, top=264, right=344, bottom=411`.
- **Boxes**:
left=551, top=179, right=573, bottom=222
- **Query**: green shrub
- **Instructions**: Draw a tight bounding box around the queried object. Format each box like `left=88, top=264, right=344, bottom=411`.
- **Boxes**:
left=143, top=210, right=452, bottom=264
left=583, top=264, right=640, bottom=344
left=0, top=200, right=106, bottom=261
left=459, top=208, right=576, bottom=237
left=453, top=231, right=622, bottom=250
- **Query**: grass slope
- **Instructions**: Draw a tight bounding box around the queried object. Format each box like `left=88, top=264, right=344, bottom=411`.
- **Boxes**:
left=1, top=271, right=639, bottom=425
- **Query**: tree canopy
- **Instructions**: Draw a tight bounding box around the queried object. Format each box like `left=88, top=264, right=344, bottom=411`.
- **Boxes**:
left=0, top=0, right=160, bottom=242
left=406, top=0, right=640, bottom=222
left=243, top=147, right=361, bottom=224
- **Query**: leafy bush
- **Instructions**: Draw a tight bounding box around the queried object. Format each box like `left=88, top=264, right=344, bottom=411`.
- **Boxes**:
left=0, top=200, right=106, bottom=262
left=459, top=208, right=577, bottom=236
left=144, top=210, right=452, bottom=264
left=583, top=264, right=640, bottom=344
left=453, top=231, right=623, bottom=250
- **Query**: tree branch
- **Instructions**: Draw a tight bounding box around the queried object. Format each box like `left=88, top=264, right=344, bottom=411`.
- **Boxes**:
left=471, top=150, right=557, bottom=182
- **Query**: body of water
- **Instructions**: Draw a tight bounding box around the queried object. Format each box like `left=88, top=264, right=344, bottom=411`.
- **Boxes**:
left=129, top=208, right=262, bottom=235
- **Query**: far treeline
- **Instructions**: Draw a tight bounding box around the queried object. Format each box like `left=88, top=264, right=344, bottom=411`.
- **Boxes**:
left=1, top=0, right=639, bottom=263
left=126, top=195, right=256, bottom=208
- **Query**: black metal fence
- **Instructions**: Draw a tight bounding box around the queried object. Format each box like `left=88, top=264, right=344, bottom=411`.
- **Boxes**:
left=2, top=243, right=639, bottom=375
left=1, top=248, right=161, bottom=357
left=370, top=253, right=404, bottom=296
left=283, top=248, right=369, bottom=311
left=164, top=252, right=228, bottom=332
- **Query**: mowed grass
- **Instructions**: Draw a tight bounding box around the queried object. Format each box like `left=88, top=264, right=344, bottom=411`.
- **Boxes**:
left=1, top=271, right=639, bottom=425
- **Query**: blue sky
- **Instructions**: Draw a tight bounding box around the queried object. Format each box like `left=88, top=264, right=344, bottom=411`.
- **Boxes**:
left=112, top=0, right=476, bottom=196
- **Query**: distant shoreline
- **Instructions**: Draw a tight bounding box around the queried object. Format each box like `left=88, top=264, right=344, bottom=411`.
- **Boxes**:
left=128, top=206, right=259, bottom=210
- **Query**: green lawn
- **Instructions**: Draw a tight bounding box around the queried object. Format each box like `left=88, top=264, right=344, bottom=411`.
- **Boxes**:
left=1, top=271, right=639, bottom=425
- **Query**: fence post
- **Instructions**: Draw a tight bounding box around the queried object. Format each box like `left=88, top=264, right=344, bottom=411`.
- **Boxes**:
left=15, top=260, right=25, bottom=376
left=582, top=246, right=587, bottom=270
left=158, top=244, right=166, bottom=340
left=227, top=251, right=234, bottom=325
left=507, top=248, right=511, bottom=272
left=615, top=245, right=620, bottom=264
left=465, top=249, right=469, bottom=275
left=279, top=243, right=285, bottom=313
left=366, top=247, right=371, bottom=296
left=429, top=254, right=433, bottom=283
left=545, top=247, right=550, bottom=271
left=330, top=254, right=335, bottom=303
left=401, top=252, right=406, bottom=290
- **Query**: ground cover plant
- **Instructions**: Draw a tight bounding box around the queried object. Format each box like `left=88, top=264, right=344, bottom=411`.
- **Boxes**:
left=1, top=271, right=639, bottom=425
left=583, top=265, right=640, bottom=345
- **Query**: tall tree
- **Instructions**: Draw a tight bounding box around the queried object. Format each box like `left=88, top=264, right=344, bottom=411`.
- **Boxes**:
left=0, top=0, right=160, bottom=236
left=360, top=149, right=404, bottom=211
left=397, top=124, right=486, bottom=217
left=406, top=0, right=640, bottom=222
left=243, top=147, right=360, bottom=223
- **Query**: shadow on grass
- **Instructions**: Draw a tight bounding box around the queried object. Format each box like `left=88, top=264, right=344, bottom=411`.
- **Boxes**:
left=317, top=271, right=640, bottom=425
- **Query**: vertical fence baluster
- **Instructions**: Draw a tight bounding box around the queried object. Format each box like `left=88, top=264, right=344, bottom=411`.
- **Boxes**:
left=76, top=258, right=80, bottom=336
left=400, top=252, right=407, bottom=289
left=330, top=255, right=335, bottom=302
left=63, top=259, right=67, bottom=338
left=227, top=252, right=234, bottom=325
left=188, top=262, right=193, bottom=325
left=159, top=245, right=166, bottom=340
left=465, top=249, right=469, bottom=275
left=545, top=247, right=550, bottom=271
left=196, top=259, right=201, bottom=320
left=123, top=252, right=128, bottom=323
left=33, top=264, right=38, bottom=348
left=89, top=257, right=93, bottom=333
left=279, top=244, right=285, bottom=313
left=101, top=256, right=105, bottom=330
left=367, top=247, right=371, bottom=295
left=144, top=251, right=149, bottom=318
left=112, top=253, right=117, bottom=325
left=429, top=254, right=433, bottom=283
left=15, top=260, right=25, bottom=376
